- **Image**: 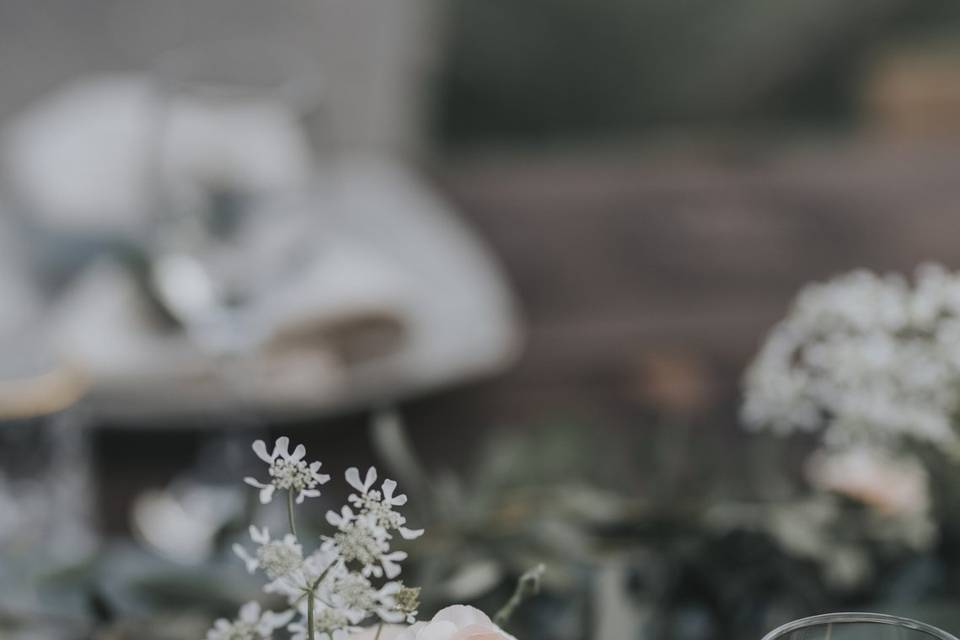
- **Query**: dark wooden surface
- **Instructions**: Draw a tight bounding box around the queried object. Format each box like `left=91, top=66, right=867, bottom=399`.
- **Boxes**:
left=435, top=141, right=960, bottom=416
left=96, top=141, right=960, bottom=532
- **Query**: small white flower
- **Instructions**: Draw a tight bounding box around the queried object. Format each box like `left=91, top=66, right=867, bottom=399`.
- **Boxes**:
left=345, top=467, right=424, bottom=540
left=244, top=437, right=331, bottom=504
left=331, top=572, right=377, bottom=614
left=324, top=572, right=407, bottom=625
left=234, top=525, right=304, bottom=580
left=264, top=546, right=341, bottom=603
left=206, top=601, right=294, bottom=640
left=321, top=468, right=420, bottom=580
left=324, top=511, right=395, bottom=577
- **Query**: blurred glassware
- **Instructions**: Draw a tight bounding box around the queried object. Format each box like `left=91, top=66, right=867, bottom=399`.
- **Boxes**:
left=0, top=409, right=95, bottom=563
left=1, top=45, right=519, bottom=418
left=144, top=39, right=327, bottom=356
left=762, top=613, right=958, bottom=640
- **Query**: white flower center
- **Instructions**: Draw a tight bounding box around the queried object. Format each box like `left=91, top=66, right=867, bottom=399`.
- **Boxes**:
left=269, top=458, right=317, bottom=492
left=335, top=574, right=375, bottom=610
left=356, top=491, right=405, bottom=530
left=334, top=523, right=383, bottom=567
left=257, top=540, right=303, bottom=579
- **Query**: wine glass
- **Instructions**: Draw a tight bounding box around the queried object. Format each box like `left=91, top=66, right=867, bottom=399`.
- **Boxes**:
left=762, top=613, right=958, bottom=640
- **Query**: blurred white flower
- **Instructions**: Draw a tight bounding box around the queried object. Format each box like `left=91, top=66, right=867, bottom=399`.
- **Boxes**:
left=244, top=436, right=331, bottom=503
left=394, top=605, right=517, bottom=640
left=206, top=601, right=294, bottom=640
left=742, top=265, right=960, bottom=453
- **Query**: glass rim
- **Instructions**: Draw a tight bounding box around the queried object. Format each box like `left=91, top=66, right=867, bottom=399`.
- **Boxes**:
left=761, top=613, right=959, bottom=640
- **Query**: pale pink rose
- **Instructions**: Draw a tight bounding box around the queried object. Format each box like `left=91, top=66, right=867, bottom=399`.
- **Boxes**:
left=805, top=447, right=930, bottom=516
left=393, top=605, right=516, bottom=640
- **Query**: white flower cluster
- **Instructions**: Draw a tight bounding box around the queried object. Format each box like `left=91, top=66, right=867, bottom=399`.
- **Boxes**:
left=210, top=437, right=424, bottom=640
left=742, top=264, right=960, bottom=453
left=322, top=467, right=424, bottom=580
left=245, top=437, right=331, bottom=504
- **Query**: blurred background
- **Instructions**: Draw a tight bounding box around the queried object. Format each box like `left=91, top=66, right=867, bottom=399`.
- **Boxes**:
left=5, top=1, right=960, bottom=639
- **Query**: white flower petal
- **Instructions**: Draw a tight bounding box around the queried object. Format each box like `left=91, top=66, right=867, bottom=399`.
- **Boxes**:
left=345, top=467, right=364, bottom=492
left=239, top=601, right=261, bottom=623
left=290, top=444, right=306, bottom=462
left=274, top=436, right=291, bottom=458
left=379, top=581, right=402, bottom=596
left=377, top=609, right=405, bottom=623
left=363, top=467, right=378, bottom=491
left=250, top=525, right=270, bottom=544
left=252, top=440, right=273, bottom=463
left=399, top=527, right=424, bottom=540
left=260, top=485, right=276, bottom=504
left=261, top=609, right=295, bottom=631
left=232, top=543, right=258, bottom=573
left=382, top=479, right=397, bottom=501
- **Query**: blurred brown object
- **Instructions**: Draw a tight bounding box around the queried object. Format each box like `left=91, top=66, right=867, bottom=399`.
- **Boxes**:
left=266, top=310, right=407, bottom=367
left=865, top=44, right=960, bottom=137
left=0, top=359, right=87, bottom=420
left=630, top=350, right=717, bottom=420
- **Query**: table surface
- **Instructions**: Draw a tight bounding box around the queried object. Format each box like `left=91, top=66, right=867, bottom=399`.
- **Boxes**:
left=432, top=140, right=960, bottom=422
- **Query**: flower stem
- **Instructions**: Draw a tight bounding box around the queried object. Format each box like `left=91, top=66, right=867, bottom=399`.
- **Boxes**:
left=300, top=563, right=335, bottom=640
left=287, top=489, right=297, bottom=537
left=307, top=588, right=315, bottom=640
left=494, top=564, right=545, bottom=627
left=374, top=623, right=384, bottom=640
